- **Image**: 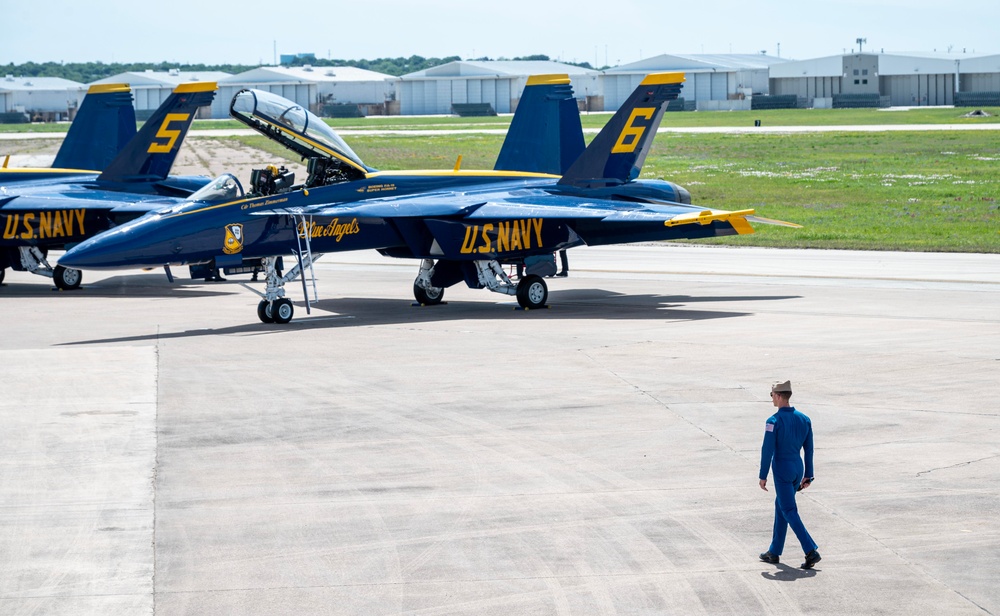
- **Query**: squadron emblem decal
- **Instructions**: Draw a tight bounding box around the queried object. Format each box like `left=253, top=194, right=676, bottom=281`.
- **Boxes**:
left=223, top=223, right=244, bottom=254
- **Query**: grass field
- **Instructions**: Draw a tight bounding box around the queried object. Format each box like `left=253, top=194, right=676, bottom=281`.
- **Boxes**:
left=4, top=106, right=1000, bottom=134
left=326, top=106, right=1000, bottom=130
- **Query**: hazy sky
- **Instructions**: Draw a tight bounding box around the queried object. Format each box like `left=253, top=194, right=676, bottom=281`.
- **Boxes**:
left=5, top=0, right=998, bottom=67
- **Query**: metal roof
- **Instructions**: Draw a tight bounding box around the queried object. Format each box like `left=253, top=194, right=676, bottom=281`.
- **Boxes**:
left=768, top=55, right=846, bottom=78
left=89, top=71, right=231, bottom=87
left=0, top=76, right=85, bottom=91
left=222, top=66, right=394, bottom=84
left=878, top=53, right=962, bottom=76
left=401, top=60, right=597, bottom=80
left=947, top=54, right=1000, bottom=73
left=606, top=53, right=788, bottom=74
left=769, top=53, right=971, bottom=78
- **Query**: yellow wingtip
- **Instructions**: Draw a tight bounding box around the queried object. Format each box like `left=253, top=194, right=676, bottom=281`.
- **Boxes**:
left=664, top=209, right=756, bottom=229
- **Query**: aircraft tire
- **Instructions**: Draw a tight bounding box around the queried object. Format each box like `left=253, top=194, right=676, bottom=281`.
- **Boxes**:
left=516, top=274, right=548, bottom=309
left=53, top=265, right=82, bottom=290
left=257, top=300, right=275, bottom=324
left=413, top=282, right=444, bottom=305
left=273, top=298, right=294, bottom=324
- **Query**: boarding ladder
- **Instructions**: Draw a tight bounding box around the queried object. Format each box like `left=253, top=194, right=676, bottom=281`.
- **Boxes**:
left=290, top=213, right=320, bottom=315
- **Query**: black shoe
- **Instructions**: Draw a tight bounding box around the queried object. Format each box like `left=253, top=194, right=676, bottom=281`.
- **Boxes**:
left=759, top=551, right=779, bottom=564
left=555, top=271, right=568, bottom=277
left=801, top=550, right=821, bottom=569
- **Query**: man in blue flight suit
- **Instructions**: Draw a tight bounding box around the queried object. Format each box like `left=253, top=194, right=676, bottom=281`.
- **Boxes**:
left=758, top=380, right=822, bottom=569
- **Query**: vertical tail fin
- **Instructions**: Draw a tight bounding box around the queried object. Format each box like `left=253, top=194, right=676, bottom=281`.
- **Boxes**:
left=97, top=82, right=217, bottom=183
left=52, top=84, right=136, bottom=171
left=494, top=74, right=585, bottom=175
left=558, top=73, right=684, bottom=188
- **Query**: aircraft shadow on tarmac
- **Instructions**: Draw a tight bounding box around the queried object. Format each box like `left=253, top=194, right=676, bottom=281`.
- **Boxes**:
left=0, top=274, right=235, bottom=299
left=761, top=563, right=820, bottom=581
left=58, top=287, right=800, bottom=346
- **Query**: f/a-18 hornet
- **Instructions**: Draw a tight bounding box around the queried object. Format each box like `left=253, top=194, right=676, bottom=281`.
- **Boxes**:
left=1, top=82, right=215, bottom=288
left=61, top=73, right=796, bottom=322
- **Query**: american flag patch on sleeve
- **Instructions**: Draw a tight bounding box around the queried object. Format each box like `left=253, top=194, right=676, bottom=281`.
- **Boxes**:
left=765, top=423, right=774, bottom=432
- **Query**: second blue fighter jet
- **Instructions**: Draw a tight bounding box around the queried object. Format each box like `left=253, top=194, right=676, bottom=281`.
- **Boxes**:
left=61, top=73, right=797, bottom=323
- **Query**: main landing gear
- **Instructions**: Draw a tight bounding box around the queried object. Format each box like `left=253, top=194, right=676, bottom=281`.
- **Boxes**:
left=250, top=255, right=295, bottom=324
left=256, top=296, right=295, bottom=324
left=412, top=259, right=549, bottom=310
left=413, top=259, right=445, bottom=305
left=242, top=251, right=318, bottom=324
left=15, top=247, right=83, bottom=290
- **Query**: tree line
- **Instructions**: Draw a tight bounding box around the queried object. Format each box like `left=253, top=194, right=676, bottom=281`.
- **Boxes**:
left=2, top=54, right=597, bottom=83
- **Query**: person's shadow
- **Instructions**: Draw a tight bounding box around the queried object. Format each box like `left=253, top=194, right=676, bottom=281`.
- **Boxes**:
left=762, top=563, right=819, bottom=581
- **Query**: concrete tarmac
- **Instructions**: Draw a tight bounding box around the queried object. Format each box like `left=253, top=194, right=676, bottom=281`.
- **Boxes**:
left=1, top=244, right=998, bottom=615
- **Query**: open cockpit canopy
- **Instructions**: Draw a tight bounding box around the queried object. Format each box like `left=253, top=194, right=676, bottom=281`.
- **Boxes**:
left=229, top=89, right=369, bottom=179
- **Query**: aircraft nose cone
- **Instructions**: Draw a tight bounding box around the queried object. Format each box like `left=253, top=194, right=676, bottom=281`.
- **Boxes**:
left=59, top=234, right=127, bottom=270
left=60, top=226, right=159, bottom=270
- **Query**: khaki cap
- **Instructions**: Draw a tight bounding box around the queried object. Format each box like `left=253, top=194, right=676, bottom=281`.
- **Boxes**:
left=771, top=380, right=793, bottom=394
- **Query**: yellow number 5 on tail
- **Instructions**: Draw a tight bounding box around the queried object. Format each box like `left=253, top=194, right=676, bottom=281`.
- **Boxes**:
left=147, top=113, right=191, bottom=154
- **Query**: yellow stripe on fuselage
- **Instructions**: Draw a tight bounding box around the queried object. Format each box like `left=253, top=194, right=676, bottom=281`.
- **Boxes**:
left=162, top=198, right=250, bottom=219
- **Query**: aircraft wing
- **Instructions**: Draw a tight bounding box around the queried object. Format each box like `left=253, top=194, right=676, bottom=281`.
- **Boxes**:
left=0, top=192, right=176, bottom=213
left=246, top=186, right=791, bottom=262
left=256, top=187, right=756, bottom=227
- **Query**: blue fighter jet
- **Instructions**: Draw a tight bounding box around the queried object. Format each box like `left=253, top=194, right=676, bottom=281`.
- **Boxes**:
left=61, top=73, right=797, bottom=323
left=0, top=81, right=216, bottom=288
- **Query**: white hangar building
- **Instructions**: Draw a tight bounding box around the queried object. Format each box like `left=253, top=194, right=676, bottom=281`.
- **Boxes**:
left=0, top=76, right=86, bottom=120
left=90, top=70, right=230, bottom=118
left=398, top=60, right=600, bottom=115
left=958, top=54, right=1000, bottom=90
left=768, top=53, right=973, bottom=107
left=602, top=54, right=787, bottom=111
left=215, top=66, right=396, bottom=119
